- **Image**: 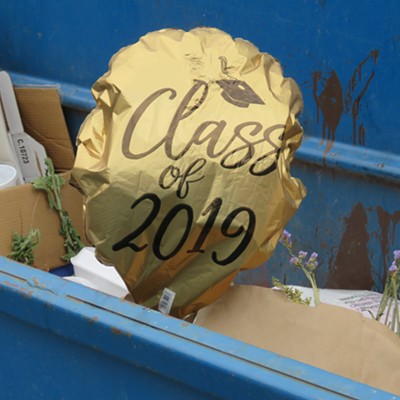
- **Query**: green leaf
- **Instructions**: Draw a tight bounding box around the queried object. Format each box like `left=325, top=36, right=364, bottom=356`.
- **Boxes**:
left=9, top=228, right=40, bottom=266
left=32, top=157, right=84, bottom=262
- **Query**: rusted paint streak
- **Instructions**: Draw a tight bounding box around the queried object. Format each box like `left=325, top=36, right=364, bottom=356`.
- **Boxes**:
left=345, top=50, right=379, bottom=110
left=111, top=327, right=132, bottom=338
left=312, top=71, right=322, bottom=126
left=344, top=49, right=379, bottom=145
left=351, top=70, right=375, bottom=145
left=3, top=280, right=20, bottom=289
left=326, top=203, right=374, bottom=290
left=312, top=70, right=343, bottom=161
left=358, top=124, right=366, bottom=146
left=312, top=49, right=379, bottom=150
left=376, top=207, right=400, bottom=285
left=19, top=288, right=34, bottom=299
left=86, top=316, right=99, bottom=324
left=3, top=280, right=34, bottom=297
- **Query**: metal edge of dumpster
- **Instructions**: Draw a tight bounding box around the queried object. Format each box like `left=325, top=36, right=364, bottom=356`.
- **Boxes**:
left=0, top=257, right=397, bottom=400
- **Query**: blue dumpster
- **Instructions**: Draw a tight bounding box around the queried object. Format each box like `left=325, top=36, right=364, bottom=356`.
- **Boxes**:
left=0, top=257, right=396, bottom=399
left=1, top=1, right=400, bottom=398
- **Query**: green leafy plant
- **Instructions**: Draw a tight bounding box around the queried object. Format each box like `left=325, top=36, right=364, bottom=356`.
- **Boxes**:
left=374, top=251, right=400, bottom=336
left=272, top=277, right=311, bottom=305
left=32, top=158, right=84, bottom=262
left=9, top=228, right=40, bottom=266
left=278, top=229, right=320, bottom=306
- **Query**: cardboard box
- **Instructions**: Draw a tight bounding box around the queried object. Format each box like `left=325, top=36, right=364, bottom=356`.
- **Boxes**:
left=0, top=87, right=85, bottom=271
left=195, top=285, right=400, bottom=396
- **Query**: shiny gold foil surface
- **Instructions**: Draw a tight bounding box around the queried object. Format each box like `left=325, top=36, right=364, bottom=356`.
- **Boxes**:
left=71, top=28, right=306, bottom=317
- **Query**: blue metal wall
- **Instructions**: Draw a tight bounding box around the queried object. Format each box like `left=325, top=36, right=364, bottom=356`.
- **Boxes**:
left=1, top=2, right=400, bottom=397
left=1, top=1, right=399, bottom=289
left=0, top=257, right=395, bottom=399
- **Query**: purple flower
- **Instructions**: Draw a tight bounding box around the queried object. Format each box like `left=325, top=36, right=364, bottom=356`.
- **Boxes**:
left=389, top=262, right=398, bottom=275
left=306, top=252, right=319, bottom=271
left=290, top=256, right=300, bottom=267
left=298, top=251, right=308, bottom=259
left=393, top=250, right=400, bottom=261
left=306, top=260, right=318, bottom=271
left=280, top=229, right=292, bottom=249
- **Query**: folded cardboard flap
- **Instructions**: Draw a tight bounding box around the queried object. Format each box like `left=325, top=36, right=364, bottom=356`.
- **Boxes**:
left=14, top=87, right=75, bottom=172
left=0, top=87, right=85, bottom=270
left=195, top=285, right=400, bottom=396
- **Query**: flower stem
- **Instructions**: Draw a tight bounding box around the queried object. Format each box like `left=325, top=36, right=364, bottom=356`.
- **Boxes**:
left=390, top=278, right=399, bottom=334
left=376, top=276, right=391, bottom=321
left=385, top=296, right=394, bottom=326
left=301, top=266, right=320, bottom=306
left=285, top=246, right=320, bottom=306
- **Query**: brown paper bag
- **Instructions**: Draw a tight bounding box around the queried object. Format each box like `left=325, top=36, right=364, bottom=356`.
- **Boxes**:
left=71, top=28, right=305, bottom=316
left=195, top=285, right=400, bottom=396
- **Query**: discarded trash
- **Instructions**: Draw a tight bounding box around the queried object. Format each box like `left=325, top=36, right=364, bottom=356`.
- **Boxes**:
left=0, top=164, right=17, bottom=189
left=68, top=247, right=129, bottom=298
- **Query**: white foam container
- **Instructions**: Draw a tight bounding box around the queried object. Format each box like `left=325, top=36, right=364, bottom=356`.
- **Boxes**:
left=69, top=247, right=130, bottom=299
left=0, top=164, right=17, bottom=189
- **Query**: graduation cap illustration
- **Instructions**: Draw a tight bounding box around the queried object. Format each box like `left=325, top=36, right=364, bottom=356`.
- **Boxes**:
left=216, top=79, right=265, bottom=108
